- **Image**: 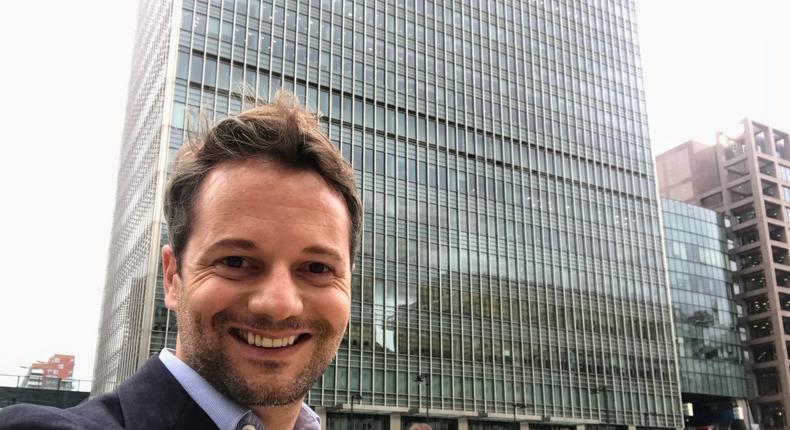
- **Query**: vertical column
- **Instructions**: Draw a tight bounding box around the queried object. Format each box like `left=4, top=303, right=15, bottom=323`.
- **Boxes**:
left=735, top=399, right=754, bottom=428
left=519, top=422, right=530, bottom=430
left=457, top=417, right=468, bottom=430
left=390, top=413, right=401, bottom=430
left=315, top=407, right=327, bottom=430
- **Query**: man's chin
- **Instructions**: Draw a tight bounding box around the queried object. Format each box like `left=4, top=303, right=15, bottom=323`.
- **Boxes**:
left=231, top=375, right=310, bottom=407
left=227, top=361, right=311, bottom=403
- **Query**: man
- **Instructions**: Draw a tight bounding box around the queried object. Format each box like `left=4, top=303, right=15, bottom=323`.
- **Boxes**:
left=0, top=91, right=362, bottom=429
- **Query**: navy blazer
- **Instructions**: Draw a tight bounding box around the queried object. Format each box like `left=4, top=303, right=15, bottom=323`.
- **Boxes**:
left=0, top=357, right=218, bottom=430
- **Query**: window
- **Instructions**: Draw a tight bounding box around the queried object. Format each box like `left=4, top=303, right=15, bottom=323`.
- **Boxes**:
left=176, top=51, right=189, bottom=80
left=206, top=17, right=219, bottom=39
left=218, top=61, right=230, bottom=90
left=204, top=58, right=217, bottom=87
left=271, top=37, right=282, bottom=58
left=220, top=20, right=233, bottom=43
left=189, top=55, right=203, bottom=82
left=171, top=103, right=184, bottom=129
left=193, top=13, right=207, bottom=35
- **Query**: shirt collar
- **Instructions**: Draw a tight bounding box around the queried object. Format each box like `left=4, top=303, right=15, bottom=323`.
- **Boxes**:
left=294, top=403, right=321, bottom=429
left=158, top=349, right=321, bottom=430
left=159, top=348, right=253, bottom=430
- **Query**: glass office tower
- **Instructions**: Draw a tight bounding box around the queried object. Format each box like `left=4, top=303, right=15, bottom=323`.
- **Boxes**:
left=661, top=198, right=752, bottom=426
left=96, top=0, right=682, bottom=428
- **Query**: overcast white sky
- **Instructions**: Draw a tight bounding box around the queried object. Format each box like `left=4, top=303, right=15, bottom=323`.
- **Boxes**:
left=637, top=0, right=790, bottom=152
left=0, top=1, right=788, bottom=383
left=0, top=1, right=139, bottom=382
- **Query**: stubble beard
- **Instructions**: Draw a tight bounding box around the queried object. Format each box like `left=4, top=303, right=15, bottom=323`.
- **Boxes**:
left=177, top=294, right=343, bottom=407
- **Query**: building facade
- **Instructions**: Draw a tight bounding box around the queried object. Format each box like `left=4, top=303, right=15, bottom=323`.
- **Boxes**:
left=97, top=0, right=681, bottom=428
left=660, top=198, right=752, bottom=427
left=20, top=354, right=75, bottom=391
left=656, top=119, right=790, bottom=429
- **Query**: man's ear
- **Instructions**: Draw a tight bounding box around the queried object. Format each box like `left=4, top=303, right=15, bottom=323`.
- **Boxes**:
left=162, top=245, right=181, bottom=311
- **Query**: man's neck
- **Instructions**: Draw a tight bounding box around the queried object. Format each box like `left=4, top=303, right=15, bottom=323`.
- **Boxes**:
left=252, top=401, right=303, bottom=430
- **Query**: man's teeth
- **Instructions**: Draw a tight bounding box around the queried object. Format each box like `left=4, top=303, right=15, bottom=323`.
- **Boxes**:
left=239, top=330, right=298, bottom=348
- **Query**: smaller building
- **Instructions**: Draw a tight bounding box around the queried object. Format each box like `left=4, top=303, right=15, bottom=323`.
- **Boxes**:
left=21, top=354, right=75, bottom=391
left=656, top=119, right=790, bottom=428
left=656, top=141, right=721, bottom=203
left=1, top=354, right=86, bottom=409
left=661, top=198, right=753, bottom=427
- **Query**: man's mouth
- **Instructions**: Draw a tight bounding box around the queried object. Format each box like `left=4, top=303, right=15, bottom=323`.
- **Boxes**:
left=232, top=328, right=305, bottom=349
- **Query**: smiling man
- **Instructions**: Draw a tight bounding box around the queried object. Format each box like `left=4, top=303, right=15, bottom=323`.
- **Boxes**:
left=0, top=92, right=362, bottom=430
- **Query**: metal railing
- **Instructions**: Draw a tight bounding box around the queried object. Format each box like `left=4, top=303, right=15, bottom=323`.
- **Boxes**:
left=0, top=374, right=93, bottom=393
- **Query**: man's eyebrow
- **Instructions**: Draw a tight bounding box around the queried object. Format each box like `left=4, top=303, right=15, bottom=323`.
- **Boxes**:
left=302, top=245, right=344, bottom=261
left=206, top=238, right=259, bottom=251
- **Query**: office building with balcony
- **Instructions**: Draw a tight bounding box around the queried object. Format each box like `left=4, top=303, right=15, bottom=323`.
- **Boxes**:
left=656, top=119, right=790, bottom=429
left=96, top=0, right=681, bottom=428
left=20, top=354, right=75, bottom=391
left=660, top=198, right=753, bottom=427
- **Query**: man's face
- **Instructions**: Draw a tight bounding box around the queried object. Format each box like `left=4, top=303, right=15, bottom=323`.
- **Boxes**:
left=162, top=159, right=351, bottom=407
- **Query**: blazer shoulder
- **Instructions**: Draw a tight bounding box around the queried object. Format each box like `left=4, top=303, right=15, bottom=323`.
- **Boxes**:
left=1, top=357, right=217, bottom=430
left=0, top=402, right=113, bottom=430
left=0, top=390, right=124, bottom=429
left=71, top=391, right=125, bottom=427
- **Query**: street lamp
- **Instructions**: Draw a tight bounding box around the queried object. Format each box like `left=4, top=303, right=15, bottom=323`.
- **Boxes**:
left=513, top=402, right=527, bottom=429
left=350, top=392, right=363, bottom=430
left=592, top=386, right=610, bottom=424
left=414, top=373, right=431, bottom=420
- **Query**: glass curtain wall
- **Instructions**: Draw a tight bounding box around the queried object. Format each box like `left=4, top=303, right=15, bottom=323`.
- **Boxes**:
left=103, top=0, right=681, bottom=427
left=661, top=198, right=750, bottom=397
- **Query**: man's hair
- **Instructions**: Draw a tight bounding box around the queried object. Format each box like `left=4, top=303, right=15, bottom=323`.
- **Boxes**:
left=164, top=91, right=362, bottom=269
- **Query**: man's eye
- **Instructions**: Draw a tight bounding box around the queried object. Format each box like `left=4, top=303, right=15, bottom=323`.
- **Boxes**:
left=222, top=256, right=246, bottom=268
left=306, top=262, right=330, bottom=273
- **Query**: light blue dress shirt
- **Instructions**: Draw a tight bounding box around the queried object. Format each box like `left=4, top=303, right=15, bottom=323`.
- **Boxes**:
left=159, top=349, right=321, bottom=430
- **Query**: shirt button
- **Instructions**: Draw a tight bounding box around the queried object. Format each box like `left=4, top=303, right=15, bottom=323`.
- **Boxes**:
left=242, top=425, right=256, bottom=430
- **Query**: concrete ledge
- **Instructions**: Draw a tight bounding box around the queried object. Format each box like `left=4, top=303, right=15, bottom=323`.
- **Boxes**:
left=322, top=405, right=606, bottom=427
left=330, top=403, right=410, bottom=414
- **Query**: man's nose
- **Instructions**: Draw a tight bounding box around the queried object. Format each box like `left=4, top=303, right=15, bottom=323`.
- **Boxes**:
left=247, top=264, right=303, bottom=321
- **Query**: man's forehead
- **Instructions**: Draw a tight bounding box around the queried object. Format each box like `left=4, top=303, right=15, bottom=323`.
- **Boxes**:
left=189, top=159, right=350, bottom=238
left=199, top=158, right=330, bottom=192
